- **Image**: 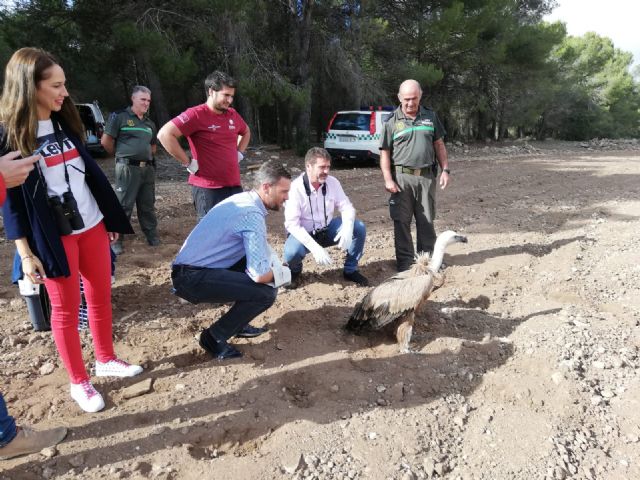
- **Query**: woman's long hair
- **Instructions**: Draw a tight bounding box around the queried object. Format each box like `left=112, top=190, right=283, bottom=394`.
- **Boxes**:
left=0, top=47, right=84, bottom=155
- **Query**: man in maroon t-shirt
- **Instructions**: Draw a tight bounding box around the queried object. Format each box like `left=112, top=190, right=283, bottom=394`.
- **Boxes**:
left=158, top=71, right=251, bottom=219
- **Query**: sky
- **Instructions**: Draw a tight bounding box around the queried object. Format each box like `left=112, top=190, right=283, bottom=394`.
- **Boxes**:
left=544, top=0, right=640, bottom=69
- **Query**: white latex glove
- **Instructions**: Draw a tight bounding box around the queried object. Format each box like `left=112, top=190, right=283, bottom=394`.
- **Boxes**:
left=309, top=242, right=333, bottom=266
left=266, top=245, right=291, bottom=288
left=186, top=158, right=199, bottom=174
left=333, top=219, right=354, bottom=251
left=237, top=151, right=244, bottom=163
left=270, top=262, right=292, bottom=288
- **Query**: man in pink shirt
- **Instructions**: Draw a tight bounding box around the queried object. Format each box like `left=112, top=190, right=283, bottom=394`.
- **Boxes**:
left=158, top=71, right=251, bottom=219
left=283, top=147, right=368, bottom=289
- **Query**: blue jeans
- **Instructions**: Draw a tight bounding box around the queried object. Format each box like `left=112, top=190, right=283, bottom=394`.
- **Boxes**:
left=0, top=393, right=17, bottom=447
left=171, top=264, right=277, bottom=341
left=284, top=217, right=366, bottom=274
left=191, top=185, right=242, bottom=220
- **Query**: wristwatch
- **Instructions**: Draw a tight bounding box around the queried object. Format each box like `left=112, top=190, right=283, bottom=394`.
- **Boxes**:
left=443, top=168, right=451, bottom=174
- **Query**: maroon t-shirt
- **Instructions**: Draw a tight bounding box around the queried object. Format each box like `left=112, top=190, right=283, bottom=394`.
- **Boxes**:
left=171, top=104, right=248, bottom=189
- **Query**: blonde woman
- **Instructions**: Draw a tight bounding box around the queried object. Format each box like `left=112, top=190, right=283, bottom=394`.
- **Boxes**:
left=1, top=48, right=143, bottom=413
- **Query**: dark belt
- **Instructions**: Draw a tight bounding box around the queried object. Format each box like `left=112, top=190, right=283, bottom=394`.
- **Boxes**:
left=172, top=260, right=246, bottom=277
left=395, top=165, right=424, bottom=176
left=172, top=264, right=206, bottom=274
left=116, top=157, right=155, bottom=167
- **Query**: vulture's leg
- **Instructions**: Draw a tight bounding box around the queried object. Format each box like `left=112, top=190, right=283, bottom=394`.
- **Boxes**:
left=396, top=311, right=415, bottom=353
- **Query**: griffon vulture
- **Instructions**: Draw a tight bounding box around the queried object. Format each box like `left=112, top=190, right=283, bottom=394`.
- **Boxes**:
left=345, top=230, right=467, bottom=352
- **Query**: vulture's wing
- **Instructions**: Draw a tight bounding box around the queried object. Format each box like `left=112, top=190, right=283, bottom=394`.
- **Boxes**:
left=346, top=273, right=436, bottom=332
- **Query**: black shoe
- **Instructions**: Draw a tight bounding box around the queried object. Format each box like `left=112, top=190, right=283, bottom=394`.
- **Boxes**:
left=284, top=271, right=301, bottom=290
left=198, top=329, right=242, bottom=360
left=235, top=325, right=268, bottom=338
left=147, top=237, right=161, bottom=247
left=343, top=270, right=369, bottom=286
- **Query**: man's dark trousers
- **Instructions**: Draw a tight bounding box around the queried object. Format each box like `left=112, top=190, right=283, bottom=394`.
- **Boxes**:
left=115, top=161, right=158, bottom=242
left=389, top=171, right=437, bottom=271
left=192, top=185, right=243, bottom=220
left=171, top=265, right=277, bottom=341
left=0, top=393, right=16, bottom=447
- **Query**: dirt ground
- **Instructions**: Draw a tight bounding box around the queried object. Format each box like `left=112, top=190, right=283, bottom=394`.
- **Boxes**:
left=1, top=139, right=639, bottom=480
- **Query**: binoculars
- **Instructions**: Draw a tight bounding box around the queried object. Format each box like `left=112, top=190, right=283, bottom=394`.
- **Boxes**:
left=49, top=191, right=84, bottom=235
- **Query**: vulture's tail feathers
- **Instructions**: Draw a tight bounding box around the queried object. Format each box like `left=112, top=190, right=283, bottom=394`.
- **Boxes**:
left=346, top=299, right=404, bottom=332
left=345, top=299, right=370, bottom=332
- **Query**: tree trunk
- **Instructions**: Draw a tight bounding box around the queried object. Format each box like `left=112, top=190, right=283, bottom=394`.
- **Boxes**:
left=476, top=109, right=489, bottom=141
left=218, top=12, right=256, bottom=144
left=138, top=52, right=170, bottom=127
left=290, top=0, right=314, bottom=155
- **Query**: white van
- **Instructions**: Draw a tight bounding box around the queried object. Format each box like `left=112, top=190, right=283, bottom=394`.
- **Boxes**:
left=324, top=108, right=394, bottom=162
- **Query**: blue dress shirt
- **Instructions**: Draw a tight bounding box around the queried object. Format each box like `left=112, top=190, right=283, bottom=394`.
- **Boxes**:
left=174, top=191, right=271, bottom=281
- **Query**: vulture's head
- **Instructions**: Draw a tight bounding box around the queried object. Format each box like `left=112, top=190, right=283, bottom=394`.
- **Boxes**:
left=427, top=230, right=468, bottom=272
left=437, top=230, right=468, bottom=246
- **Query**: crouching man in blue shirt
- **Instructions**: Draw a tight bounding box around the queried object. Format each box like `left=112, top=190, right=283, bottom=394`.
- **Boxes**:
left=171, top=161, right=292, bottom=359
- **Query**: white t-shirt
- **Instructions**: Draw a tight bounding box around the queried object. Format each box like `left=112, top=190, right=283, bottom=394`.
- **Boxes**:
left=37, top=120, right=102, bottom=234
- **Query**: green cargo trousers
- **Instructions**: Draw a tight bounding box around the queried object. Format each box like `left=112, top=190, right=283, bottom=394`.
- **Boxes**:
left=114, top=161, right=158, bottom=243
left=388, top=171, right=437, bottom=271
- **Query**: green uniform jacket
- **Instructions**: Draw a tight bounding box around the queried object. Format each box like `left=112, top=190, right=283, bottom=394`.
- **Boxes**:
left=380, top=106, right=446, bottom=169
left=105, top=107, right=157, bottom=161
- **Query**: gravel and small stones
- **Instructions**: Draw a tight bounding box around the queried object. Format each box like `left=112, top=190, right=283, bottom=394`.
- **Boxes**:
left=288, top=448, right=365, bottom=480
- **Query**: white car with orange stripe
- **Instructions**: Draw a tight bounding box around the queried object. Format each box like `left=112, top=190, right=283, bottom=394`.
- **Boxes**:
left=324, top=108, right=393, bottom=163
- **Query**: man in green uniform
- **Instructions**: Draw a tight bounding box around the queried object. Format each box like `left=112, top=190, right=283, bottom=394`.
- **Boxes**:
left=379, top=79, right=451, bottom=272
left=101, top=86, right=159, bottom=254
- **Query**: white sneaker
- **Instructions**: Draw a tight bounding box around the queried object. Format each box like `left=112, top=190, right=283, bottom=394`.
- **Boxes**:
left=70, top=380, right=105, bottom=413
left=95, top=358, right=143, bottom=378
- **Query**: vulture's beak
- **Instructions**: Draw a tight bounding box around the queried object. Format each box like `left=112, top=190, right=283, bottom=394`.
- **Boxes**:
left=455, top=235, right=468, bottom=243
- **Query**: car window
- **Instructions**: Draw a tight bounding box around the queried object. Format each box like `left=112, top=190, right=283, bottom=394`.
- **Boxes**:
left=76, top=105, right=94, bottom=125
left=331, top=113, right=371, bottom=131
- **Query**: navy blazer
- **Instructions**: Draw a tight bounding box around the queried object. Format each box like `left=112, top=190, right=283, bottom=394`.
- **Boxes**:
left=2, top=114, right=134, bottom=278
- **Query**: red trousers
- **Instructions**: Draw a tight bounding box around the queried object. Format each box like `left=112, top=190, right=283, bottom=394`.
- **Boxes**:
left=44, top=222, right=115, bottom=384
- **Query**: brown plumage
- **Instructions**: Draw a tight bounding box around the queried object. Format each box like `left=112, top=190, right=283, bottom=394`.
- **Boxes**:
left=345, top=230, right=467, bottom=352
